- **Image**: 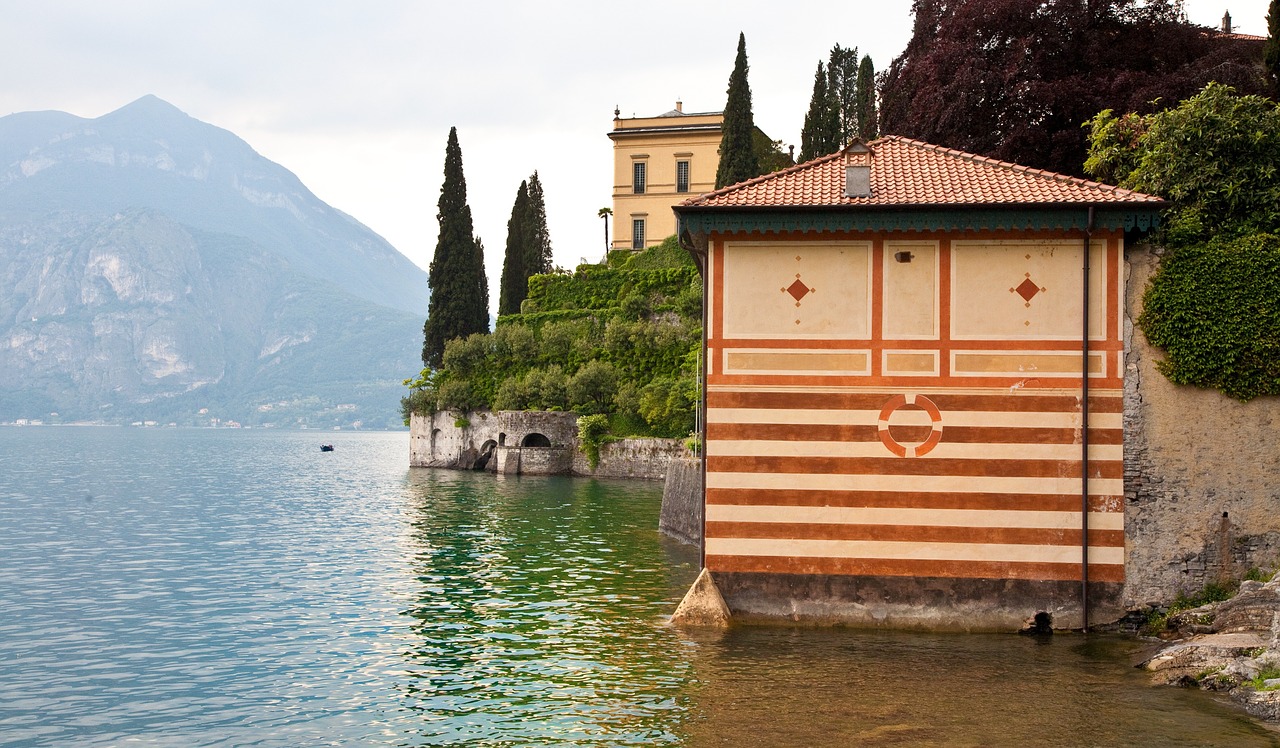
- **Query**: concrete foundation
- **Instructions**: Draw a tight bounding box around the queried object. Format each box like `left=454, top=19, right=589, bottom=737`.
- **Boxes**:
left=714, top=573, right=1124, bottom=632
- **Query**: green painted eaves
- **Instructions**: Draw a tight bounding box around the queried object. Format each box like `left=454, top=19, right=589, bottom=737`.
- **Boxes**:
left=676, top=206, right=1162, bottom=236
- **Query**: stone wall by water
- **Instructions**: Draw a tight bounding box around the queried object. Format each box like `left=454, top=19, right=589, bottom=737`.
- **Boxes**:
left=660, top=458, right=703, bottom=546
left=409, top=411, right=501, bottom=470
left=573, top=438, right=687, bottom=480
left=1123, top=245, right=1280, bottom=608
left=410, top=410, right=688, bottom=479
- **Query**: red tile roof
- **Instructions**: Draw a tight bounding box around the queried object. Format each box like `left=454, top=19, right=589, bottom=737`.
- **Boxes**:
left=680, top=135, right=1164, bottom=209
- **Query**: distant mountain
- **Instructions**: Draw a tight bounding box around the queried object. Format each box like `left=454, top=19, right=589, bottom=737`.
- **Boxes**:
left=0, top=96, right=428, bottom=428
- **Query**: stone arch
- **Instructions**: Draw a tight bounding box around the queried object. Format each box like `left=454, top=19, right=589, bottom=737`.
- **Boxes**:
left=521, top=432, right=552, bottom=448
left=430, top=428, right=441, bottom=455
left=499, top=432, right=507, bottom=446
left=475, top=439, right=498, bottom=470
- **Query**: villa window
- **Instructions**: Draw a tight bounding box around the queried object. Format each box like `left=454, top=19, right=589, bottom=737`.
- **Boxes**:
left=676, top=160, right=690, bottom=193
left=632, top=218, right=646, bottom=250
left=633, top=162, right=646, bottom=194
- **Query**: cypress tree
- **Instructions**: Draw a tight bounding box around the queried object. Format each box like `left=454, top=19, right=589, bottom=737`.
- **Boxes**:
left=715, top=32, right=761, bottom=189
left=422, top=127, right=489, bottom=368
left=1267, top=0, right=1280, bottom=95
left=800, top=62, right=832, bottom=162
left=856, top=54, right=878, bottom=140
left=828, top=44, right=859, bottom=145
left=497, top=180, right=530, bottom=316
left=523, top=171, right=552, bottom=276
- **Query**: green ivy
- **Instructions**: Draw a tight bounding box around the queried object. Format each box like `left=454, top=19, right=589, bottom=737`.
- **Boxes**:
left=1139, top=234, right=1280, bottom=401
left=577, top=413, right=610, bottom=469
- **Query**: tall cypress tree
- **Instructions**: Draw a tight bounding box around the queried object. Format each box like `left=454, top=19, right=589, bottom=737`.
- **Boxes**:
left=716, top=33, right=761, bottom=189
left=828, top=44, right=859, bottom=145
left=800, top=62, right=835, bottom=162
left=523, top=171, right=552, bottom=276
left=497, top=180, right=530, bottom=316
left=422, top=127, right=489, bottom=368
left=1267, top=0, right=1280, bottom=95
left=856, top=54, right=878, bottom=140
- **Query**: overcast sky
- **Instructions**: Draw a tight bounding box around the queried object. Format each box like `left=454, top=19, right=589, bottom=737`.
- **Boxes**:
left=1, top=1, right=1270, bottom=311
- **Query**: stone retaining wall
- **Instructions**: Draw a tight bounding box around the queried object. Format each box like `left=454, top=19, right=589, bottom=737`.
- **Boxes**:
left=410, top=409, right=688, bottom=480
left=660, top=458, right=703, bottom=546
left=1123, top=245, right=1280, bottom=607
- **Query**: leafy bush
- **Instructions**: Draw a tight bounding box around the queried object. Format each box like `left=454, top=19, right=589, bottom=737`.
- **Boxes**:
left=567, top=360, right=618, bottom=414
left=1085, top=83, right=1280, bottom=401
left=577, top=413, right=611, bottom=469
left=639, top=376, right=698, bottom=438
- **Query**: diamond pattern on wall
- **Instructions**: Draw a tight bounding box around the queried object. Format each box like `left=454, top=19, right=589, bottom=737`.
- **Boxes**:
left=786, top=278, right=811, bottom=302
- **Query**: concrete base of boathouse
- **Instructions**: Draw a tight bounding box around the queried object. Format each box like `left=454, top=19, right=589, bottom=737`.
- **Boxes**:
left=705, top=573, right=1125, bottom=632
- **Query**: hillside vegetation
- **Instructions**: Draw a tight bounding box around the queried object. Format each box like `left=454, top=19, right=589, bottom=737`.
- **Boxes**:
left=403, top=237, right=702, bottom=439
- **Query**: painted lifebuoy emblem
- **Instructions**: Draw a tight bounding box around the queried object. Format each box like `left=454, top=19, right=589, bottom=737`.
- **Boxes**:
left=877, top=393, right=943, bottom=458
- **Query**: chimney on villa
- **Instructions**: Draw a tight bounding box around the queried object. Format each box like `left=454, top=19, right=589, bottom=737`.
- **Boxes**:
left=1222, top=10, right=1232, bottom=33
left=675, top=100, right=683, bottom=113
left=843, top=141, right=873, bottom=199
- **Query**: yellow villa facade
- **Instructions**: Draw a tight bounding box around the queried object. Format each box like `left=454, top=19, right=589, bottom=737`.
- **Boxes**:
left=609, top=102, right=723, bottom=251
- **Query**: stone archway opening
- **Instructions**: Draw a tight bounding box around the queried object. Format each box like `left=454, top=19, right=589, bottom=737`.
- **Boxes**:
left=521, top=432, right=552, bottom=448
left=475, top=439, right=498, bottom=470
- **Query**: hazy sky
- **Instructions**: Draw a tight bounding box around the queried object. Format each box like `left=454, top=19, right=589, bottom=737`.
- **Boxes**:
left=0, top=1, right=1271, bottom=309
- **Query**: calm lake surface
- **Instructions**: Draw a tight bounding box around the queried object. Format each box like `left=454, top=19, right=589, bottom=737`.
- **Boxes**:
left=1, top=427, right=1276, bottom=747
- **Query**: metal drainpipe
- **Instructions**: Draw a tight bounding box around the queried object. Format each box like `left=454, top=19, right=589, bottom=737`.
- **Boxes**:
left=679, top=226, right=709, bottom=571
left=1081, top=206, right=1095, bottom=632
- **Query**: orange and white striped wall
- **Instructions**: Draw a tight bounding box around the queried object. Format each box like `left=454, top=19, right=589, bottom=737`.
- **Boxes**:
left=701, top=231, right=1124, bottom=629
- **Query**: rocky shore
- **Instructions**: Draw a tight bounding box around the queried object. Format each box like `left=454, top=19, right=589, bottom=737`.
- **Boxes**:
left=1139, top=574, right=1280, bottom=721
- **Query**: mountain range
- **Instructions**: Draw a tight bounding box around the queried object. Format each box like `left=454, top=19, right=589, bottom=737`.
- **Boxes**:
left=0, top=96, right=428, bottom=428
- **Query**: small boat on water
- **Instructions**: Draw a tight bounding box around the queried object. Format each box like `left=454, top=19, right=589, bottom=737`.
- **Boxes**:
left=320, top=444, right=335, bottom=452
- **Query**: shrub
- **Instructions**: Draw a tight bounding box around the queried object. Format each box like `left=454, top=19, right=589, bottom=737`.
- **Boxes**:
left=567, top=360, right=618, bottom=414
left=639, top=376, right=698, bottom=438
left=577, top=413, right=611, bottom=469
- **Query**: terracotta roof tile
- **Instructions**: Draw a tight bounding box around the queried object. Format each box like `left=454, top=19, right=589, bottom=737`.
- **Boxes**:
left=680, top=135, right=1164, bottom=209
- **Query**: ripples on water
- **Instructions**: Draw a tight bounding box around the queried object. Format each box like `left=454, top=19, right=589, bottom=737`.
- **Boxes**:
left=0, top=427, right=1276, bottom=747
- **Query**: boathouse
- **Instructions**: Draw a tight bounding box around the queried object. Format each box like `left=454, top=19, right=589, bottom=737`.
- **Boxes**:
left=674, top=137, right=1166, bottom=630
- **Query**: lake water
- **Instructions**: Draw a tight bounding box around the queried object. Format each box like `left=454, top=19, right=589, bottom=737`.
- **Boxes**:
left=1, top=427, right=1276, bottom=747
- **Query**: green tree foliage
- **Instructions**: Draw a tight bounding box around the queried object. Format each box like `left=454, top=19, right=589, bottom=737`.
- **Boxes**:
left=799, top=45, right=877, bottom=162
left=716, top=33, right=762, bottom=189
left=524, top=171, right=552, bottom=276
left=1085, top=83, right=1280, bottom=243
left=827, top=44, right=860, bottom=145
left=1084, top=83, right=1280, bottom=400
left=800, top=62, right=836, bottom=162
left=498, top=180, right=530, bottom=316
left=880, top=0, right=1270, bottom=178
left=1267, top=0, right=1280, bottom=95
left=423, top=127, right=489, bottom=368
left=497, top=172, right=553, bottom=317
left=856, top=54, right=878, bottom=139
left=751, top=129, right=794, bottom=174
left=404, top=239, right=703, bottom=437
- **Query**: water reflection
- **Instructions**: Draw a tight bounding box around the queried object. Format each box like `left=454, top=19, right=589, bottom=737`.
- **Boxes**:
left=674, top=624, right=1278, bottom=747
left=398, top=469, right=700, bottom=746
left=396, top=467, right=1279, bottom=747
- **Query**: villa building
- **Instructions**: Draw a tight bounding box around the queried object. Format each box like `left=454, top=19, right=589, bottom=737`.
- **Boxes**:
left=674, top=137, right=1166, bottom=630
left=609, top=102, right=723, bottom=252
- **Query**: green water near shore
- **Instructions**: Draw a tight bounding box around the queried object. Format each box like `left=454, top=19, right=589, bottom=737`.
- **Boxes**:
left=0, top=427, right=1275, bottom=746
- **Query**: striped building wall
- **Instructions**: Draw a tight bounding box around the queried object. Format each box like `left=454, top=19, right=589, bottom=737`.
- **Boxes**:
left=703, top=231, right=1125, bottom=629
